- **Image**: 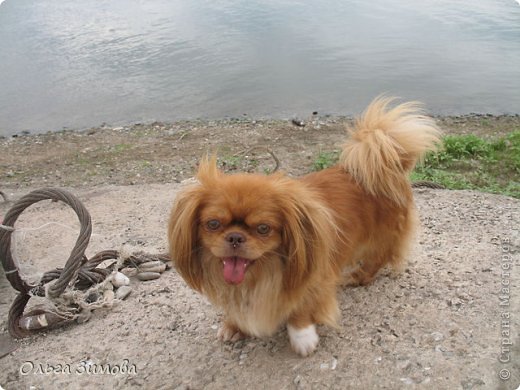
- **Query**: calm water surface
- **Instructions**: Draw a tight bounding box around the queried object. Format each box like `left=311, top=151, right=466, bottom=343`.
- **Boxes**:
left=0, top=0, right=519, bottom=136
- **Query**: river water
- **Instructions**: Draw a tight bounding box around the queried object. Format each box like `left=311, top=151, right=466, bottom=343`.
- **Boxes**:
left=0, top=0, right=519, bottom=136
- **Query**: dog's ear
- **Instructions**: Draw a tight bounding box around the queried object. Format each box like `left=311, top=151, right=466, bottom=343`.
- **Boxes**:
left=197, top=154, right=222, bottom=184
left=168, top=185, right=204, bottom=292
left=280, top=185, right=337, bottom=291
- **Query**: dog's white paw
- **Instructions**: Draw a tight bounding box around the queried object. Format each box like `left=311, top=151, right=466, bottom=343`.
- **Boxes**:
left=217, top=323, right=245, bottom=342
left=287, top=324, right=319, bottom=356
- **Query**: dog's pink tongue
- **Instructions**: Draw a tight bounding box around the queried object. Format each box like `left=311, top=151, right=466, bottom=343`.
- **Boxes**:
left=222, top=257, right=249, bottom=285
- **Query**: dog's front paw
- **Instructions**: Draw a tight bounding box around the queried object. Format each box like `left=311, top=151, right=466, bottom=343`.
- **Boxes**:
left=287, top=324, right=319, bottom=356
left=217, top=322, right=246, bottom=342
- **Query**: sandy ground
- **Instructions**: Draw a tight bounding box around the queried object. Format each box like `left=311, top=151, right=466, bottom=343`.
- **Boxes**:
left=0, top=183, right=518, bottom=390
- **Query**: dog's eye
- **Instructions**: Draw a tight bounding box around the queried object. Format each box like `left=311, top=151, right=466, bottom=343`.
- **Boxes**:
left=256, top=224, right=271, bottom=235
left=206, top=220, right=221, bottom=231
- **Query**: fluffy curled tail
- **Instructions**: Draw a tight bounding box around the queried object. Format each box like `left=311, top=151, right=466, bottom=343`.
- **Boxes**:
left=339, top=97, right=441, bottom=206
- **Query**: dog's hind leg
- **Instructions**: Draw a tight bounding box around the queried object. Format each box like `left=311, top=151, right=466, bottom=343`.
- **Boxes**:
left=346, top=235, right=413, bottom=285
left=347, top=207, right=417, bottom=285
left=346, top=254, right=388, bottom=285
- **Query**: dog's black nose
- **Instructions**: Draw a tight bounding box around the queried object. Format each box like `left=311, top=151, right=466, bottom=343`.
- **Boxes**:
left=226, top=232, right=246, bottom=247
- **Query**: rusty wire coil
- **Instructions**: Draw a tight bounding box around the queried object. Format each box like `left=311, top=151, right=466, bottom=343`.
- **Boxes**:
left=0, top=188, right=92, bottom=298
left=0, top=187, right=170, bottom=338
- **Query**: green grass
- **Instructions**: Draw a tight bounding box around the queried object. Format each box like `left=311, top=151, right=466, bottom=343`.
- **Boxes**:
left=219, top=155, right=243, bottom=170
left=412, top=131, right=520, bottom=198
left=312, top=151, right=340, bottom=171
left=112, top=143, right=132, bottom=154
left=311, top=131, right=520, bottom=198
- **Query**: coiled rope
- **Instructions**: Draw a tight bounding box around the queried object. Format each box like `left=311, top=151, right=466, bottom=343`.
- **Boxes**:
left=0, top=188, right=169, bottom=338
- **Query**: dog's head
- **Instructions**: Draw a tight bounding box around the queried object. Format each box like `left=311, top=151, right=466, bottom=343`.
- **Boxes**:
left=168, top=157, right=336, bottom=292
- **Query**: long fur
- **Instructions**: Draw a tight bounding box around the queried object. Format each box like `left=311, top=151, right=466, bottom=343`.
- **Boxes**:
left=340, top=97, right=441, bottom=207
left=168, top=97, right=441, bottom=355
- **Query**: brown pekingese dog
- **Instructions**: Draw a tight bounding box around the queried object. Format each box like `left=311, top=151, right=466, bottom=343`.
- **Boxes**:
left=168, top=97, right=441, bottom=356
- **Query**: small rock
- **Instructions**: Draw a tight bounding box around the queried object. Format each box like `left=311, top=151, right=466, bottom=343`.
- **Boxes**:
left=291, top=118, right=305, bottom=127
left=103, top=289, right=115, bottom=302
left=138, top=261, right=167, bottom=273
left=399, top=360, right=412, bottom=372
left=85, top=291, right=100, bottom=303
left=76, top=311, right=92, bottom=324
left=116, top=285, right=132, bottom=300
left=112, top=272, right=130, bottom=287
left=371, top=334, right=382, bottom=346
left=138, top=272, right=161, bottom=281
left=448, top=298, right=462, bottom=307
left=430, top=332, right=444, bottom=342
left=461, top=377, right=485, bottom=390
left=121, top=267, right=138, bottom=277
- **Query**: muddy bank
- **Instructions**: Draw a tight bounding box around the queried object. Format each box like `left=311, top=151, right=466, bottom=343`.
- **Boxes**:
left=1, top=115, right=519, bottom=190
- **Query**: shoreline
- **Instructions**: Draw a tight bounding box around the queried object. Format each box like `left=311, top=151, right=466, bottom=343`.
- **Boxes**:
left=1, top=112, right=519, bottom=139
left=1, top=114, right=519, bottom=191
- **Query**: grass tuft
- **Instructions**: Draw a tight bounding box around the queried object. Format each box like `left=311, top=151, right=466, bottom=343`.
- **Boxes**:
left=311, top=131, right=520, bottom=198
left=312, top=151, right=340, bottom=171
left=413, top=131, right=520, bottom=198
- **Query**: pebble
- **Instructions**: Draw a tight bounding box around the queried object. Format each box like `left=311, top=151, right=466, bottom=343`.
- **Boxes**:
left=103, top=289, right=115, bottom=302
left=85, top=291, right=100, bottom=303
left=115, top=285, right=132, bottom=300
left=448, top=298, right=463, bottom=307
left=138, top=272, right=161, bottom=281
left=138, top=261, right=167, bottom=273
left=121, top=267, right=138, bottom=277
left=430, top=332, right=444, bottom=342
left=112, top=272, right=130, bottom=287
left=461, top=378, right=485, bottom=390
left=291, top=118, right=305, bottom=127
left=76, top=311, right=92, bottom=324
